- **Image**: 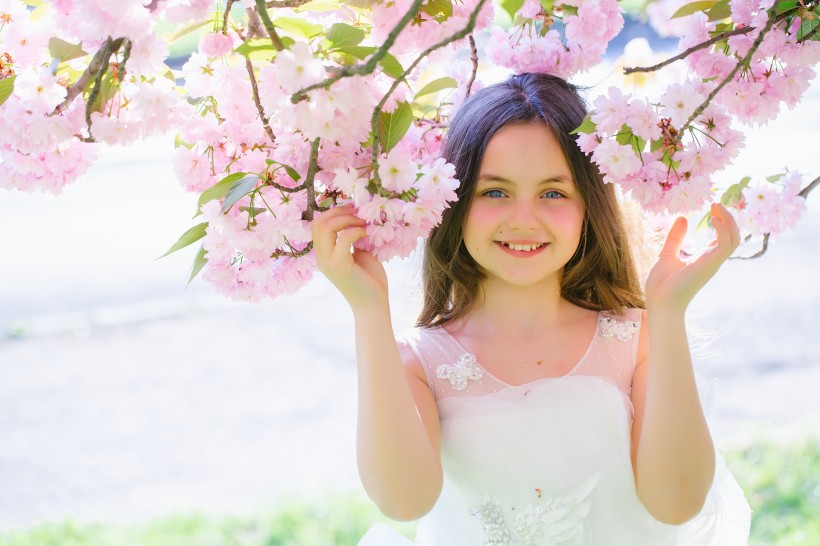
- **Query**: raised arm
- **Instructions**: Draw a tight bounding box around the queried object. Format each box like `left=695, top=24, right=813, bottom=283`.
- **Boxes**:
left=312, top=205, right=443, bottom=521
left=630, top=202, right=741, bottom=525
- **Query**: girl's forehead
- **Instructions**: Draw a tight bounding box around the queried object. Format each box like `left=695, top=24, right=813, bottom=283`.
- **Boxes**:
left=478, top=123, right=573, bottom=183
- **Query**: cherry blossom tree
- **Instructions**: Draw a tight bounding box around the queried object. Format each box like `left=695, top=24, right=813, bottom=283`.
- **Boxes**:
left=0, top=0, right=817, bottom=300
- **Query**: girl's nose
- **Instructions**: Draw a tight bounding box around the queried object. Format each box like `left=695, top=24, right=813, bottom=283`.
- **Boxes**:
left=507, top=200, right=539, bottom=230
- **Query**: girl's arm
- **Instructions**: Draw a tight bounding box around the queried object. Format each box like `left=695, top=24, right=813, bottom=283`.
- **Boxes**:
left=630, top=202, right=741, bottom=525
left=312, top=205, right=443, bottom=521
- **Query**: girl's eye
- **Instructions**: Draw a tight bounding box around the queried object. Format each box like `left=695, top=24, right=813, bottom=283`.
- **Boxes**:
left=543, top=190, right=564, bottom=199
left=482, top=189, right=506, bottom=198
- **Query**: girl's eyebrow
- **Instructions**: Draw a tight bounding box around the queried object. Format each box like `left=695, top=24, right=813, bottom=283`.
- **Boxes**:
left=477, top=174, right=571, bottom=184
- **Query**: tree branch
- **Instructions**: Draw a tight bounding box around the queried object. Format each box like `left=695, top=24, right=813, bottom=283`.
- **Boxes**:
left=465, top=34, right=478, bottom=99
left=244, top=57, right=276, bottom=143
left=369, top=0, right=489, bottom=189
left=303, top=137, right=321, bottom=220
left=51, top=38, right=114, bottom=116
left=797, top=173, right=819, bottom=200
left=254, top=0, right=285, bottom=50
left=623, top=26, right=754, bottom=75
left=223, top=0, right=237, bottom=34
left=290, top=0, right=426, bottom=103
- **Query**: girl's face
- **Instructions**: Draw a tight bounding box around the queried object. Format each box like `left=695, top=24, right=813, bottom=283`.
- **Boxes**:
left=463, top=122, right=586, bottom=290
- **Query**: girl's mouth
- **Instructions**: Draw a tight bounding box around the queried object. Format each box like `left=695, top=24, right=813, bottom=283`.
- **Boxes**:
left=496, top=241, right=548, bottom=256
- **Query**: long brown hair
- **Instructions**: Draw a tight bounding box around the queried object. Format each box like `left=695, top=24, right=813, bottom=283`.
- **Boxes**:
left=417, top=73, right=646, bottom=328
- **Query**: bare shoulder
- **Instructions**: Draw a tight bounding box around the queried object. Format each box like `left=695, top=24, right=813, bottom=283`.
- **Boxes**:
left=395, top=332, right=429, bottom=386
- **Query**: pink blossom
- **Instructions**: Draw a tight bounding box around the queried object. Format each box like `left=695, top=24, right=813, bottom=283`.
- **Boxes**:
left=199, top=32, right=235, bottom=58
left=626, top=99, right=662, bottom=142
left=735, top=172, right=807, bottom=240
left=575, top=132, right=601, bottom=154
left=591, top=139, right=642, bottom=183
left=591, top=87, right=631, bottom=135
left=660, top=82, right=704, bottom=128
left=12, top=68, right=66, bottom=115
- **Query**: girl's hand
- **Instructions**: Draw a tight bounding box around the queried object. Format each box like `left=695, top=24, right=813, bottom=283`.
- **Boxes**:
left=312, top=204, right=388, bottom=311
left=645, top=202, right=741, bottom=314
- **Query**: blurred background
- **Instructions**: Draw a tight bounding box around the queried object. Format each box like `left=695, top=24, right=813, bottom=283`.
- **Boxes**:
left=1, top=6, right=819, bottom=546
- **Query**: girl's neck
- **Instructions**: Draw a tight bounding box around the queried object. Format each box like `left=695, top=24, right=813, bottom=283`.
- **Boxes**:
left=455, top=277, right=585, bottom=342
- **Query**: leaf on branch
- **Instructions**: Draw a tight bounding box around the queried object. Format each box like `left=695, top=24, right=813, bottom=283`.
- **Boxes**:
left=332, top=45, right=376, bottom=59
left=325, top=23, right=366, bottom=49
left=539, top=0, right=555, bottom=12
left=378, top=101, right=414, bottom=154
left=415, top=76, right=458, bottom=99
left=614, top=125, right=633, bottom=146
left=0, top=76, right=16, bottom=108
left=705, top=0, right=731, bottom=21
left=671, top=0, right=717, bottom=19
left=766, top=172, right=786, bottom=182
left=196, top=172, right=247, bottom=216
left=159, top=222, right=208, bottom=259
left=222, top=174, right=260, bottom=213
left=421, top=0, right=454, bottom=23
left=187, top=245, right=208, bottom=285
left=775, top=0, right=800, bottom=16
left=239, top=205, right=269, bottom=218
left=797, top=18, right=820, bottom=41
left=235, top=38, right=286, bottom=60
left=570, top=115, right=597, bottom=135
left=166, top=19, right=212, bottom=43
left=379, top=53, right=405, bottom=79
left=268, top=160, right=302, bottom=182
left=48, top=38, right=87, bottom=63
left=272, top=17, right=323, bottom=39
left=500, top=0, right=526, bottom=20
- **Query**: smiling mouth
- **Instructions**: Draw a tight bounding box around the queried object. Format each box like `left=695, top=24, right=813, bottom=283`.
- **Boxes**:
left=499, top=242, right=547, bottom=252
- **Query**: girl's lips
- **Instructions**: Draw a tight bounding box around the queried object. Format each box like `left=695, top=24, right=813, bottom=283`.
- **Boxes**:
left=495, top=241, right=549, bottom=257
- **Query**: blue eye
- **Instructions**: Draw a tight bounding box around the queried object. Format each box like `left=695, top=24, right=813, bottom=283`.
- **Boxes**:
left=483, top=189, right=506, bottom=198
left=543, top=190, right=564, bottom=199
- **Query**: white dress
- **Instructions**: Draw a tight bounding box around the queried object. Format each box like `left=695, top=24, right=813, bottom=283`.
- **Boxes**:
left=357, top=308, right=752, bottom=545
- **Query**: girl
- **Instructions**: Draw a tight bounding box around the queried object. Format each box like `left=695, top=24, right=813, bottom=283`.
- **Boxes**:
left=313, top=73, right=752, bottom=545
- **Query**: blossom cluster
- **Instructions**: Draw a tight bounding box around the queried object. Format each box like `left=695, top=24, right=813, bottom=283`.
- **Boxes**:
left=579, top=0, right=818, bottom=233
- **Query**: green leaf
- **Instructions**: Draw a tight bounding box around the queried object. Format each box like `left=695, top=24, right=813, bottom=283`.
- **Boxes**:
left=570, top=115, right=596, bottom=135
left=615, top=124, right=633, bottom=146
left=197, top=172, right=247, bottom=215
left=500, top=0, right=526, bottom=19
left=377, top=101, right=414, bottom=154
left=415, top=76, right=458, bottom=99
left=159, top=222, right=208, bottom=259
left=649, top=138, right=665, bottom=153
left=379, top=53, right=405, bottom=79
left=694, top=209, right=712, bottom=232
left=331, top=45, right=376, bottom=59
left=797, top=18, right=820, bottom=41
left=221, top=174, right=259, bottom=213
left=421, top=0, right=453, bottom=23
left=775, top=0, right=799, bottom=15
left=325, top=23, right=366, bottom=49
left=269, top=161, right=302, bottom=182
left=0, top=76, right=16, bottom=108
left=187, top=245, right=208, bottom=285
left=48, top=38, right=87, bottom=63
left=766, top=172, right=786, bottom=183
left=705, top=0, right=731, bottom=21
left=165, top=19, right=211, bottom=43
left=539, top=0, right=555, bottom=12
left=671, top=0, right=716, bottom=19
left=272, top=17, right=323, bottom=39
left=630, top=135, right=647, bottom=156
left=235, top=38, right=280, bottom=60
left=239, top=205, right=268, bottom=218
left=719, top=176, right=751, bottom=207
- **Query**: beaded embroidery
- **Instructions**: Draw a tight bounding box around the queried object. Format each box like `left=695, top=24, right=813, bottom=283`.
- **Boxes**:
left=436, top=353, right=484, bottom=391
left=468, top=472, right=600, bottom=546
left=599, top=315, right=640, bottom=342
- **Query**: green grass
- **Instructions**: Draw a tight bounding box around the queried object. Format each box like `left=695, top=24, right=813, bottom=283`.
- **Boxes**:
left=2, top=436, right=816, bottom=546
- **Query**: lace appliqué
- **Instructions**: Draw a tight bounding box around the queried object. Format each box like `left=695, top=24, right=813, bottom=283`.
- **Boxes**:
left=436, top=353, right=484, bottom=391
left=468, top=473, right=600, bottom=546
left=599, top=315, right=640, bottom=342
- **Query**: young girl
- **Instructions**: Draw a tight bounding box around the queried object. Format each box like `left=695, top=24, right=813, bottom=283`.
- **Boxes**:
left=313, top=73, right=752, bottom=545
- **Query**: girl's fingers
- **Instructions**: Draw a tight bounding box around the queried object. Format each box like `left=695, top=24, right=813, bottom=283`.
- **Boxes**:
left=334, top=226, right=367, bottom=257
left=658, top=216, right=688, bottom=258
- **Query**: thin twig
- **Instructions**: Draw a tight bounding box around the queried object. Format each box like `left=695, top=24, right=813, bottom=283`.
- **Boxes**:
left=624, top=26, right=754, bottom=75
left=680, top=6, right=779, bottom=132
left=290, top=0, right=426, bottom=103
left=303, top=138, right=321, bottom=220
left=254, top=0, right=285, bottom=50
left=118, top=38, right=132, bottom=82
left=797, top=173, right=819, bottom=199
left=84, top=37, right=124, bottom=132
left=244, top=57, right=276, bottom=143
left=271, top=240, right=313, bottom=258
left=51, top=38, right=114, bottom=115
left=223, top=0, right=237, bottom=34
left=465, top=34, right=478, bottom=98
left=245, top=7, right=266, bottom=39
left=266, top=0, right=311, bottom=7
left=369, top=0, right=489, bottom=189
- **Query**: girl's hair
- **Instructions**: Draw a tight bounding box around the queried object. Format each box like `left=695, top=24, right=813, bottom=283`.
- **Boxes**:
left=417, top=73, right=646, bottom=328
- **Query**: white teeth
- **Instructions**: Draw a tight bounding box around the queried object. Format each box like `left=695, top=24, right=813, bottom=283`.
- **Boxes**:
left=505, top=243, right=544, bottom=251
